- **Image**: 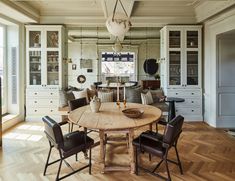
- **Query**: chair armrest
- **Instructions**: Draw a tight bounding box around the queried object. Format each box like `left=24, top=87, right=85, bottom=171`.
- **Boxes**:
left=65, top=131, right=85, bottom=140
left=140, top=131, right=163, bottom=142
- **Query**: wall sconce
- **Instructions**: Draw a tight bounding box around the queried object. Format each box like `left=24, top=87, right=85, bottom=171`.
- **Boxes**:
left=63, top=58, right=73, bottom=64
left=157, top=58, right=165, bottom=63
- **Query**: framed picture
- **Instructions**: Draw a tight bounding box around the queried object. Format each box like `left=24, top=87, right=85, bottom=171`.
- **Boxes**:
left=80, top=59, right=92, bottom=69
left=72, top=64, right=77, bottom=70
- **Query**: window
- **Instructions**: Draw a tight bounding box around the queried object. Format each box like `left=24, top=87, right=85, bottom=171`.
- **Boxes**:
left=0, top=25, right=7, bottom=114
left=101, top=52, right=135, bottom=76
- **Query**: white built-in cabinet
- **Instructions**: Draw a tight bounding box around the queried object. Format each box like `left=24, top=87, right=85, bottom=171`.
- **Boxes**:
left=160, top=25, right=203, bottom=121
left=26, top=25, right=67, bottom=121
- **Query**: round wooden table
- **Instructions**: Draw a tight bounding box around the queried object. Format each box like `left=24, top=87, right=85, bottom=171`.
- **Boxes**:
left=68, top=102, right=162, bottom=173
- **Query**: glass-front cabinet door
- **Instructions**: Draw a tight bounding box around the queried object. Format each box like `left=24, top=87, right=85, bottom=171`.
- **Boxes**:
left=47, top=31, right=59, bottom=48
left=47, top=51, right=59, bottom=85
left=169, top=31, right=181, bottom=48
left=186, top=51, right=199, bottom=86
left=28, top=30, right=42, bottom=86
left=186, top=31, right=198, bottom=48
left=29, top=50, right=42, bottom=85
left=169, top=51, right=181, bottom=86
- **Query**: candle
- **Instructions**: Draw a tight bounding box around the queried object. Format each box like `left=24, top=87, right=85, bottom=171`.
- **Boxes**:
left=117, top=83, right=119, bottom=101
left=124, top=86, right=126, bottom=100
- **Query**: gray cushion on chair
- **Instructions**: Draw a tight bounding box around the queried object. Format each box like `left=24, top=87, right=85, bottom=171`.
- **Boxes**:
left=126, top=86, right=142, bottom=103
left=151, top=102, right=169, bottom=112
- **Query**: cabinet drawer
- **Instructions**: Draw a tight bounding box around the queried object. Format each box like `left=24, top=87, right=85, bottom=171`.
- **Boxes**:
left=176, top=107, right=202, bottom=115
left=27, top=90, right=59, bottom=97
left=167, top=89, right=201, bottom=97
left=175, top=98, right=201, bottom=107
left=27, top=99, right=59, bottom=107
left=27, top=108, right=59, bottom=115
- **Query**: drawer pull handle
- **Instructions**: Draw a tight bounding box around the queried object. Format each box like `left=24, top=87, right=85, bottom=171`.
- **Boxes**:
left=50, top=110, right=53, bottom=112
left=50, top=101, right=53, bottom=103
left=34, top=110, right=37, bottom=112
left=50, top=93, right=53, bottom=95
left=34, top=101, right=37, bottom=103
left=191, top=101, right=194, bottom=103
left=191, top=93, right=194, bottom=95
left=34, top=93, right=37, bottom=95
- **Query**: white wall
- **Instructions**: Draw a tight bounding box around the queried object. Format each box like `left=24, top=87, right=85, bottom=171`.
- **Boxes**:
left=68, top=39, right=160, bottom=88
left=204, top=8, right=235, bottom=128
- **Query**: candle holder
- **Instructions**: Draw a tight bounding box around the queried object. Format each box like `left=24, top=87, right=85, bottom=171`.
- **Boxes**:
left=123, top=99, right=127, bottom=108
left=116, top=100, right=121, bottom=108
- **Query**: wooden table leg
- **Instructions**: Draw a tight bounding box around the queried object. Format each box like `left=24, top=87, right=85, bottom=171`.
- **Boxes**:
left=99, top=130, right=105, bottom=173
left=149, top=123, right=153, bottom=131
left=128, top=129, right=135, bottom=174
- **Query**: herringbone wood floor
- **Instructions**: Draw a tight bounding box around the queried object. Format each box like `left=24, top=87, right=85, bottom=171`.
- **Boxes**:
left=0, top=121, right=234, bottom=181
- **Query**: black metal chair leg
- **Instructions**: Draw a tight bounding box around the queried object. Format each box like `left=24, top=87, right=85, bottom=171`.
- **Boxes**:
left=43, top=142, right=52, bottom=176
left=89, top=147, right=92, bottom=175
left=174, top=146, right=183, bottom=174
left=152, top=159, right=164, bottom=173
left=165, top=158, right=171, bottom=181
left=56, top=159, right=63, bottom=181
left=135, top=147, right=139, bottom=175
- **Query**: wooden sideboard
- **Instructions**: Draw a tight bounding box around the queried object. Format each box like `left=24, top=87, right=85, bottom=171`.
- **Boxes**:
left=141, top=80, right=160, bottom=89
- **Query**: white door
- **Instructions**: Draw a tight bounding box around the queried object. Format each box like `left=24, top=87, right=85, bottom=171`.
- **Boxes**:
left=216, top=32, right=235, bottom=127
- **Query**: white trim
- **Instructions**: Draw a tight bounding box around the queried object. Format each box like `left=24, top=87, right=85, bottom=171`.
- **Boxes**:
left=0, top=24, right=7, bottom=114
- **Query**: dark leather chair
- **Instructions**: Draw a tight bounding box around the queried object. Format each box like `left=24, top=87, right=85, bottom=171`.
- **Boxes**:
left=68, top=97, right=87, bottom=132
left=42, top=116, right=94, bottom=181
left=133, top=115, right=184, bottom=181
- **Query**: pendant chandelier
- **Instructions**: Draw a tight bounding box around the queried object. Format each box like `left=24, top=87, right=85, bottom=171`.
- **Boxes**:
left=106, top=0, right=132, bottom=37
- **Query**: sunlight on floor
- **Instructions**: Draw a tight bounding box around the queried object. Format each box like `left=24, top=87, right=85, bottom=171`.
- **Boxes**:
left=3, top=132, right=43, bottom=142
left=17, top=125, right=44, bottom=131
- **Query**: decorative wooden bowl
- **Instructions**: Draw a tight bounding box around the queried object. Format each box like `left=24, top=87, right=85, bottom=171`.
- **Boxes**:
left=122, top=108, right=144, bottom=118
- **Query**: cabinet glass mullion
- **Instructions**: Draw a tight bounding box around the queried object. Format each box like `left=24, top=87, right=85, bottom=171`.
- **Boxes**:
left=29, top=51, right=41, bottom=85
left=187, top=51, right=198, bottom=85
left=169, top=51, right=181, bottom=85
left=47, top=51, right=59, bottom=85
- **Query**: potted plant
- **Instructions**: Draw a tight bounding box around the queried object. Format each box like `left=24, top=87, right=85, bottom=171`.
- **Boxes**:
left=154, top=74, right=160, bottom=80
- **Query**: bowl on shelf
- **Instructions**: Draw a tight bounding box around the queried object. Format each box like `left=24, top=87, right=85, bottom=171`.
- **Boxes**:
left=122, top=108, right=144, bottom=118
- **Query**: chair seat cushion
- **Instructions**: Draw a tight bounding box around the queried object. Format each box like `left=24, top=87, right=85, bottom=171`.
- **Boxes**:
left=151, top=102, right=168, bottom=112
left=62, top=131, right=94, bottom=158
left=133, top=136, right=166, bottom=157
left=141, top=130, right=164, bottom=141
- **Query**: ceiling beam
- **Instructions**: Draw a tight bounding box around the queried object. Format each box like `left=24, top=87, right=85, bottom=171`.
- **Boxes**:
left=0, top=0, right=39, bottom=23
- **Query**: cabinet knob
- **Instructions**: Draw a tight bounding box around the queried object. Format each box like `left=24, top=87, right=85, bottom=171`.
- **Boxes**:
left=50, top=93, right=53, bottom=95
left=34, top=93, right=37, bottom=95
left=50, top=110, right=53, bottom=112
left=191, top=93, right=194, bottom=95
left=176, top=93, right=178, bottom=95
left=34, top=110, right=37, bottom=112
left=192, top=110, right=194, bottom=112
left=50, top=101, right=53, bottom=103
left=191, top=101, right=194, bottom=103
left=34, top=101, right=37, bottom=103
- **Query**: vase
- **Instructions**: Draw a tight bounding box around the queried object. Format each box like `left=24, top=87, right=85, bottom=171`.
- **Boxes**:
left=90, top=96, right=101, bottom=113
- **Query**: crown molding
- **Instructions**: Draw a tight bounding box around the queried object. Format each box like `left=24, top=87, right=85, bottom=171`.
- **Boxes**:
left=195, top=0, right=235, bottom=22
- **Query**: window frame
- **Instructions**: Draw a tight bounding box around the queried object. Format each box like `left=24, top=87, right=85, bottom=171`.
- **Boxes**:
left=0, top=23, right=7, bottom=114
